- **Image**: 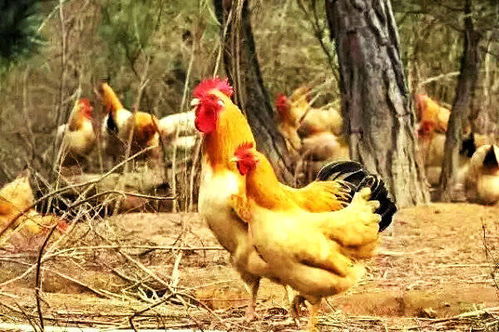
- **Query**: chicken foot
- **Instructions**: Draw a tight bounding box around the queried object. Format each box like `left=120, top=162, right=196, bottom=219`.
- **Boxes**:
left=292, top=295, right=322, bottom=332
left=240, top=272, right=260, bottom=321
left=306, top=299, right=321, bottom=332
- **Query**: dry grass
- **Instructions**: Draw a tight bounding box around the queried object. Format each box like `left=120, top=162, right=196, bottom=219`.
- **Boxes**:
left=0, top=203, right=497, bottom=331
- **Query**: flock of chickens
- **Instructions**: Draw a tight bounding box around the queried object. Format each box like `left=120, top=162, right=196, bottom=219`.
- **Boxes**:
left=0, top=77, right=498, bottom=331
left=48, top=77, right=499, bottom=207
left=275, top=87, right=498, bottom=205
left=56, top=82, right=197, bottom=168
left=414, top=94, right=499, bottom=204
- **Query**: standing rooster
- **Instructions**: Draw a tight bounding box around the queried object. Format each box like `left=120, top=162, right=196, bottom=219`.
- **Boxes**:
left=56, top=98, right=96, bottom=167
left=97, top=82, right=160, bottom=162
left=193, top=78, right=394, bottom=320
left=230, top=143, right=396, bottom=331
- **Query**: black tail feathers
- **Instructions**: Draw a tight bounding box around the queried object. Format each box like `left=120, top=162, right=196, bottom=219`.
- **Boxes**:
left=483, top=145, right=498, bottom=170
left=316, top=160, right=397, bottom=232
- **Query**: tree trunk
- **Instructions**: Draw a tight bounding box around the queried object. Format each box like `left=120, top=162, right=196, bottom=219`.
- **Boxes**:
left=326, top=0, right=429, bottom=207
left=438, top=0, right=482, bottom=201
left=214, top=0, right=296, bottom=183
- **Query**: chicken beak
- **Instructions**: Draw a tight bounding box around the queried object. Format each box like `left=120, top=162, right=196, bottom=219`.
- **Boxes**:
left=230, top=156, right=240, bottom=163
left=190, top=98, right=200, bottom=107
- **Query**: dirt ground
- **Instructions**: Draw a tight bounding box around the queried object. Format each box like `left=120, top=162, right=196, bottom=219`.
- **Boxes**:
left=0, top=202, right=498, bottom=331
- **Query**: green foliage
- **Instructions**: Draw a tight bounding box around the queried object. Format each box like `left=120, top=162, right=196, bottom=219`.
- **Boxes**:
left=98, top=0, right=158, bottom=68
left=0, top=0, right=43, bottom=73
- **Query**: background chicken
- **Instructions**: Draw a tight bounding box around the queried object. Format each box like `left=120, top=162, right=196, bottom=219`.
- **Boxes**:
left=98, top=82, right=160, bottom=162
left=301, top=132, right=349, bottom=162
left=415, top=94, right=450, bottom=137
left=275, top=93, right=302, bottom=151
left=420, top=130, right=494, bottom=190
left=0, top=170, right=34, bottom=214
left=0, top=171, right=67, bottom=249
left=231, top=144, right=396, bottom=331
left=422, top=133, right=471, bottom=186
left=56, top=98, right=96, bottom=167
left=465, top=144, right=499, bottom=205
left=298, top=106, right=343, bottom=138
left=275, top=87, right=348, bottom=180
left=158, top=110, right=198, bottom=152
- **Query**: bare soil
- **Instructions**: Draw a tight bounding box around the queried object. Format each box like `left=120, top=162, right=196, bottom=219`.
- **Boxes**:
left=0, top=203, right=498, bottom=331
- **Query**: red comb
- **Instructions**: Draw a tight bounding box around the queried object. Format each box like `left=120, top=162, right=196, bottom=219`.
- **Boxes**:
left=193, top=78, right=233, bottom=99
left=275, top=93, right=286, bottom=102
left=235, top=142, right=254, bottom=157
left=79, top=98, right=90, bottom=105
left=275, top=93, right=289, bottom=112
left=78, top=98, right=93, bottom=117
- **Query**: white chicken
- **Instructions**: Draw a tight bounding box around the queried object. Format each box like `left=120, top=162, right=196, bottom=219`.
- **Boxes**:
left=158, top=111, right=198, bottom=152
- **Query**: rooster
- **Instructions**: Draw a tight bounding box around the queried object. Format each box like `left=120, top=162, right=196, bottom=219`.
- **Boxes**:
left=98, top=82, right=160, bottom=161
left=193, top=78, right=357, bottom=319
left=465, top=144, right=499, bottom=205
left=56, top=98, right=96, bottom=166
left=231, top=143, right=396, bottom=331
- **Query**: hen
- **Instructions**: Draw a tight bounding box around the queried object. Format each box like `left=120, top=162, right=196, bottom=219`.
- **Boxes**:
left=420, top=132, right=488, bottom=188
left=231, top=143, right=396, bottom=331
left=275, top=93, right=302, bottom=151
left=276, top=89, right=348, bottom=182
left=0, top=171, right=67, bottom=248
left=56, top=98, right=96, bottom=167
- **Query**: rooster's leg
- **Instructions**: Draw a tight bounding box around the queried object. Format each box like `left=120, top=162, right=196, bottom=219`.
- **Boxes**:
left=306, top=298, right=322, bottom=332
left=284, top=285, right=294, bottom=307
left=241, top=274, right=260, bottom=321
left=290, top=293, right=306, bottom=318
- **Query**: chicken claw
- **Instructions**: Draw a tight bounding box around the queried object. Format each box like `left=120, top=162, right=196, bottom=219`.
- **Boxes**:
left=290, top=294, right=307, bottom=319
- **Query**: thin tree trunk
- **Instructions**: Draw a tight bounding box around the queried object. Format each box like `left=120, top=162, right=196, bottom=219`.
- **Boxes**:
left=439, top=0, right=482, bottom=201
left=469, top=33, right=492, bottom=135
left=326, top=0, right=429, bottom=207
left=214, top=0, right=296, bottom=183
